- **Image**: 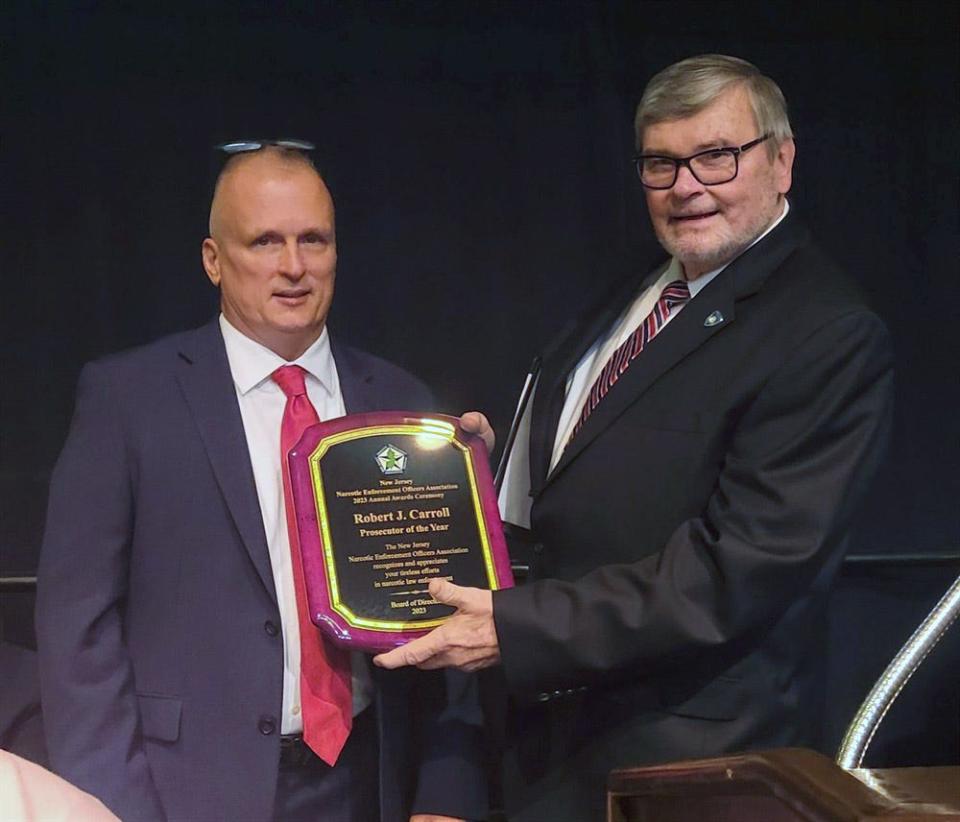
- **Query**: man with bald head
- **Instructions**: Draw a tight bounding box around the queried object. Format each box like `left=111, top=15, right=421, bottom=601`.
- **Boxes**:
left=36, top=145, right=486, bottom=822
left=203, top=148, right=338, bottom=362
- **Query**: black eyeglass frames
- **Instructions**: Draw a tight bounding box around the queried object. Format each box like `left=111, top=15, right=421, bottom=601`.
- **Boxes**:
left=635, top=134, right=771, bottom=190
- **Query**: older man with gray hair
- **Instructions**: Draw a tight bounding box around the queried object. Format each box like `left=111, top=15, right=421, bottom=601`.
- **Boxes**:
left=376, top=54, right=894, bottom=819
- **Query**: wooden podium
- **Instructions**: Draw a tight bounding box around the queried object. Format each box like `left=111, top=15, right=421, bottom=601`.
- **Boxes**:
left=608, top=748, right=960, bottom=821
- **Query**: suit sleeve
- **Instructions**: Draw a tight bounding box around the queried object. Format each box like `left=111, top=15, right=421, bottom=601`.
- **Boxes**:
left=494, top=309, right=894, bottom=696
left=35, top=362, right=166, bottom=821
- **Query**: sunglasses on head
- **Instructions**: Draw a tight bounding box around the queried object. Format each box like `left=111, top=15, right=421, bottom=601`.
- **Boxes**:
left=215, top=138, right=315, bottom=154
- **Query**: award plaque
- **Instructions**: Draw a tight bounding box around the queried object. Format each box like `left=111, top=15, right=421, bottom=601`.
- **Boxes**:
left=288, top=412, right=514, bottom=652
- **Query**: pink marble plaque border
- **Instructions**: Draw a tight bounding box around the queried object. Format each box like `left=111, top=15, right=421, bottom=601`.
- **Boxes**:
left=288, top=411, right=514, bottom=652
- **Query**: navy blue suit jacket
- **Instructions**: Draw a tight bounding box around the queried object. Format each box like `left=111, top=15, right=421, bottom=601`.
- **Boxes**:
left=36, top=319, right=486, bottom=822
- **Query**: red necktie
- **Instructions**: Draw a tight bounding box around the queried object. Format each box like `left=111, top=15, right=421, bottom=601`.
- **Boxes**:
left=568, top=279, right=691, bottom=443
left=273, top=364, right=352, bottom=765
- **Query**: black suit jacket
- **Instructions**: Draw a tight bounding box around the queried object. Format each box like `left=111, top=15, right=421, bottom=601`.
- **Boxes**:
left=36, top=319, right=487, bottom=822
left=493, top=213, right=894, bottom=819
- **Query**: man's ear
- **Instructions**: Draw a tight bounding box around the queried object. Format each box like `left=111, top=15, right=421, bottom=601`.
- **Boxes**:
left=774, top=137, right=796, bottom=195
left=201, top=237, right=221, bottom=287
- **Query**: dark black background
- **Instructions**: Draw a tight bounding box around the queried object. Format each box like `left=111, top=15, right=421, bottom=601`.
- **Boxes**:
left=3, top=0, right=958, bottom=764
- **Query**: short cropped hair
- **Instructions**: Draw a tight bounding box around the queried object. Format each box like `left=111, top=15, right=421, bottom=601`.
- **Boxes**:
left=635, top=54, right=793, bottom=159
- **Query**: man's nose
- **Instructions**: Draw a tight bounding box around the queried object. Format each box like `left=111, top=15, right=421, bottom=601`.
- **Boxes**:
left=672, top=162, right=706, bottom=197
left=278, top=240, right=306, bottom=278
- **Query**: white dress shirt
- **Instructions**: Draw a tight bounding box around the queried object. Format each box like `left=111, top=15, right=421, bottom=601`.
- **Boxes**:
left=219, top=315, right=373, bottom=734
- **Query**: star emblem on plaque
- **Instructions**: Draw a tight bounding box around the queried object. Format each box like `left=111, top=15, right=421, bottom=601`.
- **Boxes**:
left=375, top=444, right=407, bottom=475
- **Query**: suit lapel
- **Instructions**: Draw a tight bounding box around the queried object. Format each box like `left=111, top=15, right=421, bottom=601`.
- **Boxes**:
left=529, top=269, right=658, bottom=493
left=175, top=320, right=277, bottom=601
left=541, top=212, right=808, bottom=490
left=547, top=278, right=736, bottom=481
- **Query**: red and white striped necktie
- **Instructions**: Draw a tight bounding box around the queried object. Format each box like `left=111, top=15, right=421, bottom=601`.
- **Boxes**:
left=568, top=279, right=690, bottom=444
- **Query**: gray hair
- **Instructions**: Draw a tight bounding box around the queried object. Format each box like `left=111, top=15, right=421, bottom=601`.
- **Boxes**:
left=635, top=54, right=793, bottom=159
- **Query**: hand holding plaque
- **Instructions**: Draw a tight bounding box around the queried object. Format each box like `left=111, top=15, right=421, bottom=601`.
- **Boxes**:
left=288, top=412, right=513, bottom=652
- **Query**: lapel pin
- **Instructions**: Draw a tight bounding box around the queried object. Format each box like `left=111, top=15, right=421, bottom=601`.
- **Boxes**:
left=704, top=310, right=724, bottom=327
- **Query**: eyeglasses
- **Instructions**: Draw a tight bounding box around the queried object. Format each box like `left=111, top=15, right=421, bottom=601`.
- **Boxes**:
left=215, top=138, right=316, bottom=154
left=635, top=134, right=770, bottom=190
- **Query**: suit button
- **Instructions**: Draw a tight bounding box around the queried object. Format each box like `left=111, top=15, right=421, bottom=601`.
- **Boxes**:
left=536, top=692, right=551, bottom=702
left=533, top=543, right=544, bottom=554
left=258, top=715, right=277, bottom=735
left=264, top=620, right=279, bottom=637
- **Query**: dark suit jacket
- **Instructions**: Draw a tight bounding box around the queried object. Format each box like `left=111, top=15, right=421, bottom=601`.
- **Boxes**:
left=35, top=319, right=487, bottom=822
left=493, top=213, right=894, bottom=819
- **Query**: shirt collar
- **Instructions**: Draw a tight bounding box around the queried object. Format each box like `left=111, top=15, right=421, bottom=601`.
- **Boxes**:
left=218, top=314, right=337, bottom=397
